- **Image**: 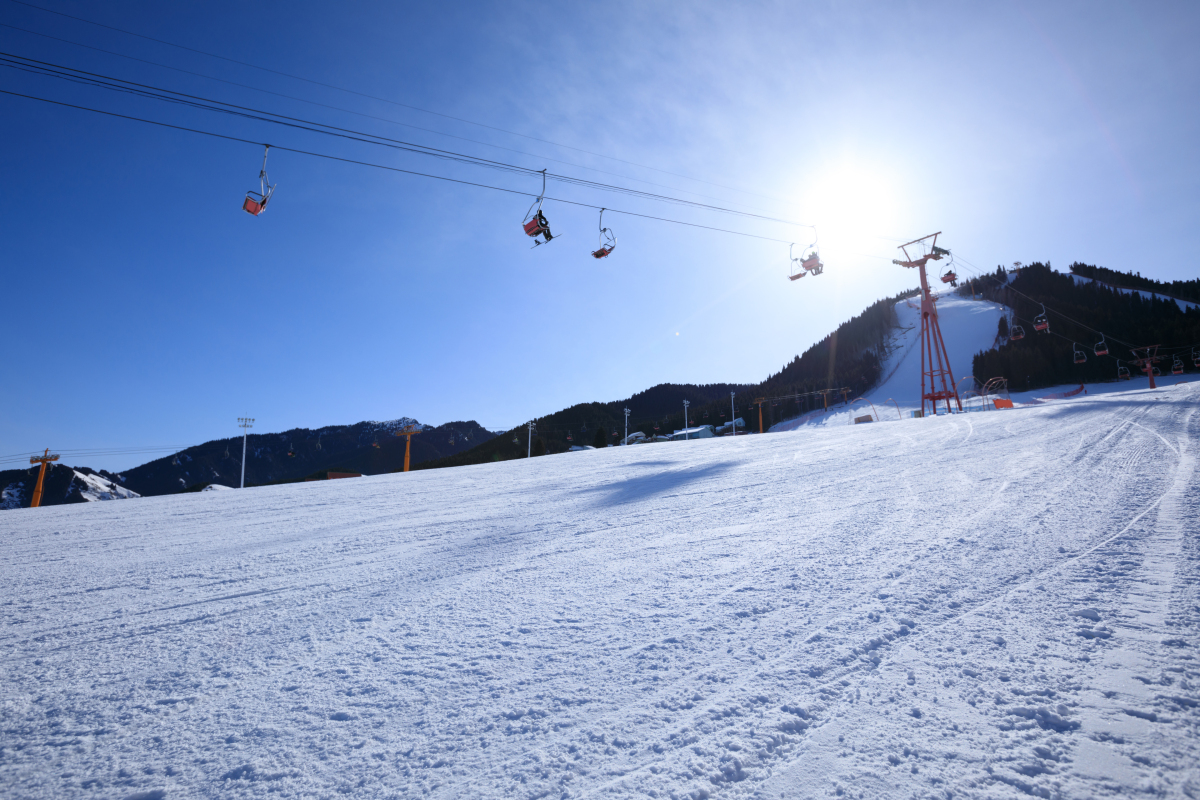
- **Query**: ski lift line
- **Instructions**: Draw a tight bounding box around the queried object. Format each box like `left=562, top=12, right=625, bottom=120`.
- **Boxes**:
left=2, top=53, right=817, bottom=229
left=0, top=89, right=801, bottom=246
left=0, top=23, right=808, bottom=215
left=1, top=0, right=804, bottom=208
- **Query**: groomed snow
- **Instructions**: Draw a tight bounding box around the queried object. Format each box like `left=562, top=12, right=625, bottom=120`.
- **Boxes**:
left=1, top=384, right=1197, bottom=799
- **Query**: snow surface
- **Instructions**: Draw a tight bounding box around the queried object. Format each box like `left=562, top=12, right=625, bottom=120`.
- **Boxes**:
left=202, top=484, right=233, bottom=492
left=1, top=382, right=1197, bottom=799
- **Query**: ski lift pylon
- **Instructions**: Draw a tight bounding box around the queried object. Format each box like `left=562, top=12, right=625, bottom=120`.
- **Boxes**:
left=242, top=144, right=275, bottom=216
left=591, top=208, right=616, bottom=258
left=521, top=169, right=553, bottom=246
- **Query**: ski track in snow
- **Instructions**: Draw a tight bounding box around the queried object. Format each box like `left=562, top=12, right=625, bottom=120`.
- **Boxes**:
left=1, top=385, right=1198, bottom=799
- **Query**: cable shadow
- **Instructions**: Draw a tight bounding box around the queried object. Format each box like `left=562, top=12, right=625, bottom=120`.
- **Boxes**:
left=579, top=461, right=737, bottom=507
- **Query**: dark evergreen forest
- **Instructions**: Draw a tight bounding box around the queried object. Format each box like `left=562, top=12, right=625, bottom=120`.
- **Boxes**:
left=969, top=263, right=1200, bottom=391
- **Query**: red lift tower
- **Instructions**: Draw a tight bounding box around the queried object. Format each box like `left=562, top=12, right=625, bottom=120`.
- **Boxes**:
left=893, top=232, right=962, bottom=417
left=1129, top=345, right=1161, bottom=389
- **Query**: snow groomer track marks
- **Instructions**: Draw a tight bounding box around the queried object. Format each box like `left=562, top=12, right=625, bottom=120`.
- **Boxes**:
left=1, top=384, right=1197, bottom=799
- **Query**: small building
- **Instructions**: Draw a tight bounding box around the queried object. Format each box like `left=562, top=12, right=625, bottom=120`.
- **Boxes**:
left=671, top=425, right=715, bottom=441
left=620, top=431, right=648, bottom=445
left=714, top=418, right=746, bottom=435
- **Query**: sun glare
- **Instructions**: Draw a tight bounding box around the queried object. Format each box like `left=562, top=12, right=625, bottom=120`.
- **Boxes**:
left=801, top=159, right=904, bottom=260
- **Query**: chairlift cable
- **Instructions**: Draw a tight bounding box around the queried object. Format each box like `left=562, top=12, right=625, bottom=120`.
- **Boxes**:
left=2, top=52, right=815, bottom=228
left=0, top=88, right=800, bottom=245
left=2, top=0, right=802, bottom=207
left=0, top=23, right=806, bottom=217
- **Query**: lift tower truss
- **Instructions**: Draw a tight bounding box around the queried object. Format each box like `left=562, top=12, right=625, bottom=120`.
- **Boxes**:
left=893, top=232, right=962, bottom=417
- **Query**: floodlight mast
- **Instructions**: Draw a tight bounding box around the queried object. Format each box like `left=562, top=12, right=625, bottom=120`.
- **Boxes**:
left=623, top=408, right=630, bottom=445
left=892, top=232, right=962, bottom=417
left=238, top=417, right=254, bottom=488
left=683, top=400, right=690, bottom=440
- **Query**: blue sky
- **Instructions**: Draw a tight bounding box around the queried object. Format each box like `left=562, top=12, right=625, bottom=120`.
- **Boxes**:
left=3, top=0, right=1198, bottom=471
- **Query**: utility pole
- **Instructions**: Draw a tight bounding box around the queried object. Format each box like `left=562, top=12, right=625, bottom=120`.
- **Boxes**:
left=527, top=421, right=536, bottom=458
left=238, top=417, right=254, bottom=489
left=29, top=448, right=59, bottom=508
left=730, top=392, right=736, bottom=435
left=623, top=408, right=630, bottom=445
left=683, top=400, right=690, bottom=440
left=396, top=424, right=421, bottom=472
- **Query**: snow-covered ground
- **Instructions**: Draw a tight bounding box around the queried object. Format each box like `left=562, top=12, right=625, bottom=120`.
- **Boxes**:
left=2, top=381, right=1197, bottom=799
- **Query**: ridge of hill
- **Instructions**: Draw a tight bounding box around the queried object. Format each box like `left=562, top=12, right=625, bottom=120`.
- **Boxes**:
left=0, top=419, right=497, bottom=507
left=418, top=288, right=921, bottom=469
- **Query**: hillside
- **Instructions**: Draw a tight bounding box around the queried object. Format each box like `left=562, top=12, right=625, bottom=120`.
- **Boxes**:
left=419, top=289, right=920, bottom=469
left=970, top=263, right=1200, bottom=391
left=2, top=381, right=1195, bottom=799
left=0, top=463, right=139, bottom=510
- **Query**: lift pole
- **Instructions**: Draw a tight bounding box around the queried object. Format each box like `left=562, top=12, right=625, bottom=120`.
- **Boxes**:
left=1130, top=345, right=1161, bottom=390
left=238, top=417, right=254, bottom=488
left=683, top=400, right=690, bottom=440
left=755, top=398, right=765, bottom=433
left=395, top=424, right=421, bottom=471
left=893, top=232, right=962, bottom=417
left=29, top=449, right=59, bottom=508
left=623, top=407, right=630, bottom=445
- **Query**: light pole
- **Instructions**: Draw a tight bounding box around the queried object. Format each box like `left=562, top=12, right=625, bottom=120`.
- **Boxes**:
left=527, top=421, right=536, bottom=458
left=730, top=391, right=736, bottom=435
left=623, top=408, right=630, bottom=445
left=238, top=417, right=254, bottom=488
left=683, top=400, right=690, bottom=441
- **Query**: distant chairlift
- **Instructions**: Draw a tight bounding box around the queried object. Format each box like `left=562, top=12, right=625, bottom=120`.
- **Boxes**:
left=1094, top=334, right=1109, bottom=357
left=1172, top=356, right=1185, bottom=375
left=242, top=145, right=275, bottom=216
left=591, top=209, right=616, bottom=259
left=1009, top=321, right=1026, bottom=341
left=1117, top=361, right=1131, bottom=380
left=521, top=169, right=553, bottom=246
left=788, top=238, right=824, bottom=282
left=1033, top=304, right=1050, bottom=333
left=1194, top=347, right=1200, bottom=368
left=1073, top=343, right=1087, bottom=364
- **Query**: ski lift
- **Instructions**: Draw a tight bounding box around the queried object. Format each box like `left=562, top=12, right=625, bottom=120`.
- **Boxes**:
left=653, top=422, right=659, bottom=432
left=591, top=208, right=616, bottom=258
left=315, top=435, right=322, bottom=451
left=940, top=267, right=958, bottom=286
left=1193, top=347, right=1200, bottom=367
left=1172, top=356, right=1184, bottom=375
left=1033, top=304, right=1050, bottom=333
left=1152, top=366, right=1161, bottom=377
left=371, top=438, right=380, bottom=449
left=449, top=434, right=456, bottom=446
left=1094, top=334, right=1109, bottom=357
left=512, top=433, right=519, bottom=444
left=287, top=444, right=295, bottom=458
left=1009, top=321, right=1025, bottom=341
left=567, top=431, right=573, bottom=442
left=223, top=444, right=231, bottom=459
left=788, top=238, right=823, bottom=281
left=1073, top=343, right=1087, bottom=364
left=242, top=145, right=275, bottom=216
left=521, top=169, right=553, bottom=246
left=1117, top=361, right=1131, bottom=380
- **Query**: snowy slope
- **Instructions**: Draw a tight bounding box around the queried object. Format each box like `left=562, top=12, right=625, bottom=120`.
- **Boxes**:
left=1, top=383, right=1198, bottom=799
left=71, top=469, right=139, bottom=502
left=772, top=292, right=1005, bottom=430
